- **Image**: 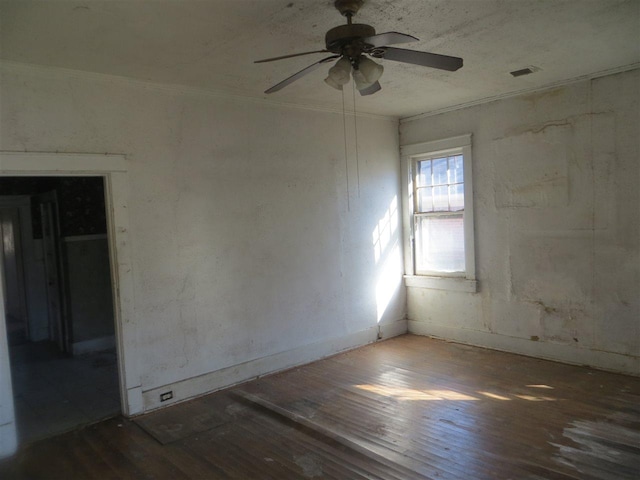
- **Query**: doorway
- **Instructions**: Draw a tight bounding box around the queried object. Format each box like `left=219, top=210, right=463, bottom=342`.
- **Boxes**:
left=0, top=177, right=120, bottom=445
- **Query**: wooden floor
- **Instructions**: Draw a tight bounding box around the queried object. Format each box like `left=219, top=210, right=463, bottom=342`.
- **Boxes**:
left=1, top=335, right=639, bottom=479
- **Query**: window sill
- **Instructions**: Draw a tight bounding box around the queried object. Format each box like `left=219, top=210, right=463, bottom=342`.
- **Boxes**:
left=404, top=275, right=478, bottom=293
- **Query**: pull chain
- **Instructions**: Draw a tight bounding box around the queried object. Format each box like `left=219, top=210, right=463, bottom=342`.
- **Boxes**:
left=342, top=87, right=350, bottom=211
left=351, top=81, right=361, bottom=197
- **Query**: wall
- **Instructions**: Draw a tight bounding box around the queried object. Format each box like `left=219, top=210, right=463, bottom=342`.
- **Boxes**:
left=400, top=69, right=639, bottom=375
left=0, top=62, right=406, bottom=411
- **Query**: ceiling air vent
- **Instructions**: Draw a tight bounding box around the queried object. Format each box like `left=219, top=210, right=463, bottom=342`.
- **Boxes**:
left=510, top=66, right=540, bottom=77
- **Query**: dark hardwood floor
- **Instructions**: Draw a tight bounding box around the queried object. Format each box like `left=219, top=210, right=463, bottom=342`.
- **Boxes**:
left=1, top=334, right=639, bottom=479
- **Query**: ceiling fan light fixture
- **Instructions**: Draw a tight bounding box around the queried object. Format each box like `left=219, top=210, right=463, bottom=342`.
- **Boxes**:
left=358, top=81, right=382, bottom=96
left=324, top=75, right=344, bottom=90
left=352, top=69, right=380, bottom=95
left=358, top=55, right=384, bottom=84
left=256, top=1, right=463, bottom=95
left=351, top=68, right=368, bottom=90
left=325, top=57, right=352, bottom=90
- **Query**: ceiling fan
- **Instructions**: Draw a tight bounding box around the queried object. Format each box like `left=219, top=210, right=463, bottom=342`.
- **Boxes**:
left=255, top=0, right=463, bottom=96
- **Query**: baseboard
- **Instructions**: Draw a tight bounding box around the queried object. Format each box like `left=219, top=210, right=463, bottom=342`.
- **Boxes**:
left=379, top=318, right=408, bottom=339
left=408, top=321, right=640, bottom=376
left=141, top=319, right=408, bottom=412
left=71, top=335, right=115, bottom=356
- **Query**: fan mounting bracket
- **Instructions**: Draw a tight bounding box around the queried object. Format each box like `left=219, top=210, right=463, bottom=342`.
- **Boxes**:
left=334, top=0, right=365, bottom=17
left=325, top=24, right=376, bottom=56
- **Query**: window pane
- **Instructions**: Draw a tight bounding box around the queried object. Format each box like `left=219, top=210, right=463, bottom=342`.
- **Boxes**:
left=415, top=215, right=465, bottom=273
left=416, top=187, right=433, bottom=212
left=449, top=183, right=464, bottom=211
left=450, top=155, right=464, bottom=184
left=433, top=185, right=448, bottom=211
left=432, top=158, right=448, bottom=185
left=417, top=160, right=432, bottom=187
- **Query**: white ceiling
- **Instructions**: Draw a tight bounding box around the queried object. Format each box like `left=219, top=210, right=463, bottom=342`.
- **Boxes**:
left=1, top=0, right=638, bottom=118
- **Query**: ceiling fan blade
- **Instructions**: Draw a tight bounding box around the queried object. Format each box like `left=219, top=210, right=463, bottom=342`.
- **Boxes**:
left=363, top=32, right=418, bottom=48
left=358, top=81, right=381, bottom=96
left=264, top=55, right=340, bottom=94
left=376, top=47, right=463, bottom=71
left=254, top=50, right=330, bottom=63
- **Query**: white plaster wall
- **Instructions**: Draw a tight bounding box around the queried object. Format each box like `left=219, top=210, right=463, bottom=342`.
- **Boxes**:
left=401, top=69, right=640, bottom=375
left=0, top=64, right=406, bottom=409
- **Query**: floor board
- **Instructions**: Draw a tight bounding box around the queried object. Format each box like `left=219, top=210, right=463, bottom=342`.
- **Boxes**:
left=1, top=334, right=638, bottom=479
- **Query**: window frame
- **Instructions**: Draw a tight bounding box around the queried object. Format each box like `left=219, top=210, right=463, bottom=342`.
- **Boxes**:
left=401, top=134, right=477, bottom=292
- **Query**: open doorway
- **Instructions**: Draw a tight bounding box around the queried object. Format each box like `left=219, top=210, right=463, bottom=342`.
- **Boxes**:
left=0, top=176, right=120, bottom=445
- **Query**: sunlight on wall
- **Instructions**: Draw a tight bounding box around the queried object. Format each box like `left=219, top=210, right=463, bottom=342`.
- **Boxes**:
left=372, top=196, right=402, bottom=322
left=372, top=197, right=398, bottom=264
left=375, top=244, right=401, bottom=322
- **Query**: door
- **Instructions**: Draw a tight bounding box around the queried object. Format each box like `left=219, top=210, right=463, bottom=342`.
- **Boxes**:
left=0, top=207, right=29, bottom=345
left=33, top=192, right=70, bottom=353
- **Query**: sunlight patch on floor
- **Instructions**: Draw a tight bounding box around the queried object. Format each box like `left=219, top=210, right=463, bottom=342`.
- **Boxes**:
left=355, top=384, right=479, bottom=401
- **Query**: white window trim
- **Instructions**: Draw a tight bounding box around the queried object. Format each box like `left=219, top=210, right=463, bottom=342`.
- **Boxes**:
left=400, top=134, right=477, bottom=292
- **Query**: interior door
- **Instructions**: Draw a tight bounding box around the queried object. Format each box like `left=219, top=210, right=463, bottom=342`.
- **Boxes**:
left=33, top=192, right=70, bottom=353
left=0, top=207, right=29, bottom=345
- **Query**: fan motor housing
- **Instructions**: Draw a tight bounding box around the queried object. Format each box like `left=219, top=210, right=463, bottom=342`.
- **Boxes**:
left=325, top=24, right=376, bottom=53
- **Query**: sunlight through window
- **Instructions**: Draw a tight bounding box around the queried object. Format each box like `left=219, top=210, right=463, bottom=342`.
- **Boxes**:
left=356, top=384, right=478, bottom=401
left=375, top=243, right=401, bottom=322
left=514, top=394, right=557, bottom=402
left=372, top=196, right=398, bottom=264
left=373, top=196, right=402, bottom=323
left=477, top=391, right=511, bottom=401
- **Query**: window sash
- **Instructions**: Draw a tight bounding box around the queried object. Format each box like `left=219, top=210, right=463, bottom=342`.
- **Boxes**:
left=401, top=135, right=475, bottom=283
left=413, top=212, right=466, bottom=275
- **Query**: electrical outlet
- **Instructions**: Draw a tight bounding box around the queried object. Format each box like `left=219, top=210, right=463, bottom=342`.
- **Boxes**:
left=160, top=391, right=173, bottom=402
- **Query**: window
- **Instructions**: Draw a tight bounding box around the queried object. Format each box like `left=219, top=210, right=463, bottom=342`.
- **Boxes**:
left=401, top=135, right=476, bottom=292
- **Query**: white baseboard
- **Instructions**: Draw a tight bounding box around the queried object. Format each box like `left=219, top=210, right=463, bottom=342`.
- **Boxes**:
left=71, top=335, right=115, bottom=356
left=408, top=321, right=640, bottom=376
left=141, top=319, right=408, bottom=412
left=379, top=318, right=408, bottom=339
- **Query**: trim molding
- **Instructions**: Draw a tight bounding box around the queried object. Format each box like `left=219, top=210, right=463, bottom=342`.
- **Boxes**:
left=0, top=152, right=142, bottom=416
left=404, top=275, right=477, bottom=293
left=141, top=319, right=408, bottom=412
left=3, top=60, right=637, bottom=125
left=0, top=60, right=397, bottom=122
left=408, top=321, right=640, bottom=376
left=400, top=63, right=640, bottom=123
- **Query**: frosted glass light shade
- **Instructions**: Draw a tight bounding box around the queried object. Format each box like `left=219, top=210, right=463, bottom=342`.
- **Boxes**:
left=324, top=57, right=352, bottom=90
left=358, top=56, right=384, bottom=84
left=353, top=68, right=382, bottom=93
left=325, top=75, right=344, bottom=90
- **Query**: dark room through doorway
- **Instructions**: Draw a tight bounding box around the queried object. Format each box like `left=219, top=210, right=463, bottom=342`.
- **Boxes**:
left=0, top=176, right=120, bottom=445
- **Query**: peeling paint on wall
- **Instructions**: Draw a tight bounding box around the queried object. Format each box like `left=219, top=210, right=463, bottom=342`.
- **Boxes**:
left=401, top=69, right=640, bottom=374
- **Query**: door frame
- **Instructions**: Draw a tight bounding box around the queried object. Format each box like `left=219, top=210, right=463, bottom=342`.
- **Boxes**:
left=0, top=154, right=142, bottom=435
